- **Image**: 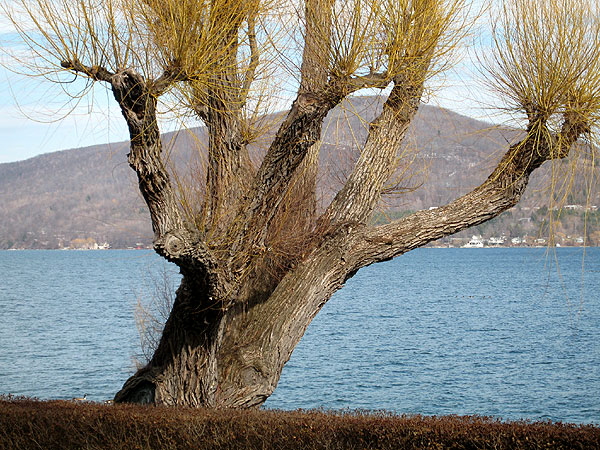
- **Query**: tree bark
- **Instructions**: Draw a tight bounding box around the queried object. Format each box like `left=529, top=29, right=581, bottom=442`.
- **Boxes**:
left=114, top=111, right=585, bottom=409
left=115, top=275, right=225, bottom=406
left=21, top=0, right=593, bottom=412
left=108, top=1, right=588, bottom=410
left=115, top=228, right=356, bottom=408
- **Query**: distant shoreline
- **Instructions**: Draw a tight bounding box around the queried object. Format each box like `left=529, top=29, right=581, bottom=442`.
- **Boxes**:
left=2, top=245, right=598, bottom=251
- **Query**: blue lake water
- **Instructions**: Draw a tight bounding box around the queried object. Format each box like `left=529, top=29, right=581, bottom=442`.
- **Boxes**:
left=0, top=248, right=598, bottom=424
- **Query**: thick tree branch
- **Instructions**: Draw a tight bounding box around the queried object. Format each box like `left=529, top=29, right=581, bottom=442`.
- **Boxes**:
left=320, top=72, right=425, bottom=227
left=298, top=0, right=335, bottom=94
left=329, top=70, right=390, bottom=98
left=152, top=63, right=191, bottom=96
left=201, top=86, right=254, bottom=231
left=61, top=60, right=220, bottom=270
left=347, top=114, right=586, bottom=269
left=109, top=69, right=184, bottom=241
left=239, top=13, right=259, bottom=110
left=60, top=59, right=114, bottom=82
left=222, top=0, right=341, bottom=270
left=60, top=60, right=180, bottom=240
left=224, top=95, right=338, bottom=262
left=194, top=17, right=256, bottom=231
left=347, top=71, right=390, bottom=91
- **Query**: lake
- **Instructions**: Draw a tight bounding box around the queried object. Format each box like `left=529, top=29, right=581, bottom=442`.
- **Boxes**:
left=0, top=248, right=598, bottom=424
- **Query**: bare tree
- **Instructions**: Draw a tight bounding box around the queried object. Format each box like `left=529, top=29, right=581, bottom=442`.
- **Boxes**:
left=3, top=0, right=600, bottom=407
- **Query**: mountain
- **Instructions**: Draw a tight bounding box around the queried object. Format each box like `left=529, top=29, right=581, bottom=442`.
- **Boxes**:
left=0, top=97, right=597, bottom=249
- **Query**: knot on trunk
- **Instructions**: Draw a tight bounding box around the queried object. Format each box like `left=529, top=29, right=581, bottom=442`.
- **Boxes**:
left=164, top=234, right=185, bottom=257
left=111, top=69, right=152, bottom=121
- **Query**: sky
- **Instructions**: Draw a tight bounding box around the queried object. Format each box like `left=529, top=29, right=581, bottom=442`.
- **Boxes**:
left=0, top=0, right=500, bottom=165
left=0, top=63, right=132, bottom=163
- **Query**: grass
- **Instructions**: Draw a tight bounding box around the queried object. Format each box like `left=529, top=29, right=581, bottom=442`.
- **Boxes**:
left=0, top=396, right=598, bottom=449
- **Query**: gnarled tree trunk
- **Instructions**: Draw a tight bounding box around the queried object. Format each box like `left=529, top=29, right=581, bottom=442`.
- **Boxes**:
left=8, top=0, right=597, bottom=411
left=55, top=0, right=591, bottom=410
left=113, top=106, right=585, bottom=409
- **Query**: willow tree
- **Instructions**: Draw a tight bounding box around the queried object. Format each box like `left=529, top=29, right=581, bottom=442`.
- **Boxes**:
left=3, top=0, right=600, bottom=407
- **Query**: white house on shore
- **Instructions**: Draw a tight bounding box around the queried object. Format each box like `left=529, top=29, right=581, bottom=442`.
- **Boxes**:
left=463, top=235, right=484, bottom=248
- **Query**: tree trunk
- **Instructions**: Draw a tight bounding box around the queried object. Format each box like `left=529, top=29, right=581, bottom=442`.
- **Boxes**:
left=107, top=6, right=587, bottom=408
left=114, top=117, right=584, bottom=409
left=114, top=224, right=359, bottom=408
left=115, top=275, right=224, bottom=406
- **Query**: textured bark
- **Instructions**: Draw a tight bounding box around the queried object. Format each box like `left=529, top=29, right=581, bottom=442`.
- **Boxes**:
left=115, top=229, right=355, bottom=408
left=322, top=77, right=425, bottom=226
left=112, top=71, right=184, bottom=242
left=114, top=111, right=584, bottom=409
left=105, top=4, right=587, bottom=410
left=203, top=105, right=253, bottom=231
left=222, top=0, right=338, bottom=264
left=115, top=275, right=224, bottom=406
left=26, top=0, right=594, bottom=412
left=200, top=34, right=255, bottom=232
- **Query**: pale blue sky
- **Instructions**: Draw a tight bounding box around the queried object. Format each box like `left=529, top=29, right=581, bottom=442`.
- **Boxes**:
left=0, top=63, right=130, bottom=163
left=0, top=0, right=498, bottom=165
left=0, top=64, right=499, bottom=165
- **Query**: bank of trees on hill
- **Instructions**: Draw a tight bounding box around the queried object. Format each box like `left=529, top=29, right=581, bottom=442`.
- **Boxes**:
left=3, top=0, right=600, bottom=407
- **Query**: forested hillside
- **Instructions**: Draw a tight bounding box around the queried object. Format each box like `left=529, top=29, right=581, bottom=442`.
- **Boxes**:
left=1, top=98, right=597, bottom=249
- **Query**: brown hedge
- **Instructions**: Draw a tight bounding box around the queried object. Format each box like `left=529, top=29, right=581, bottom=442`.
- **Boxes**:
left=0, top=396, right=598, bottom=450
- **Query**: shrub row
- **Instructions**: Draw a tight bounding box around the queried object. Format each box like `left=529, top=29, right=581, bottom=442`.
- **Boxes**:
left=0, top=396, right=598, bottom=450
